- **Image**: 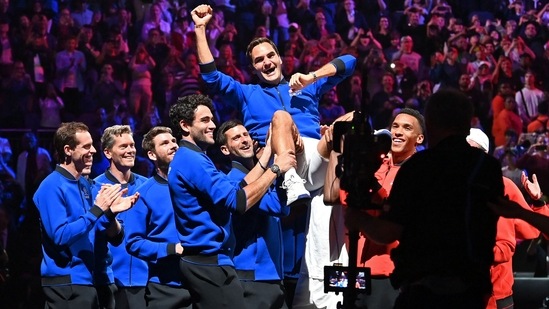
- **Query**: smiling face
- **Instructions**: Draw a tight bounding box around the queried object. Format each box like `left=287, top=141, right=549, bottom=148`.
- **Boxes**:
left=220, top=124, right=254, bottom=159
left=104, top=133, right=136, bottom=170
left=184, top=105, right=216, bottom=148
left=250, top=42, right=283, bottom=85
left=69, top=131, right=96, bottom=176
left=390, top=113, right=424, bottom=162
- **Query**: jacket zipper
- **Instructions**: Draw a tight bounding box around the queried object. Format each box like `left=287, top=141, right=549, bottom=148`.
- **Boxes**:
left=275, top=86, right=287, bottom=111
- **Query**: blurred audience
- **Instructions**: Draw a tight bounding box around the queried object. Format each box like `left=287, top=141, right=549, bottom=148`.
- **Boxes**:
left=2, top=1, right=549, bottom=307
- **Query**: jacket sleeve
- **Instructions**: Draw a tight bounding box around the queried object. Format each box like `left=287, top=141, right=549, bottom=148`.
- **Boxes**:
left=34, top=183, right=103, bottom=247
left=254, top=185, right=289, bottom=217
left=493, top=217, right=516, bottom=264
left=315, top=54, right=357, bottom=96
left=504, top=177, right=543, bottom=239
left=200, top=61, right=247, bottom=110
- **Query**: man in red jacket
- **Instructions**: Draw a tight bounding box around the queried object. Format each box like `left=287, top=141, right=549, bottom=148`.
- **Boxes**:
left=467, top=128, right=548, bottom=309
left=323, top=108, right=425, bottom=308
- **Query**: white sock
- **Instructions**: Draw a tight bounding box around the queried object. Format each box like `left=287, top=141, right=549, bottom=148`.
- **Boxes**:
left=284, top=167, right=299, bottom=182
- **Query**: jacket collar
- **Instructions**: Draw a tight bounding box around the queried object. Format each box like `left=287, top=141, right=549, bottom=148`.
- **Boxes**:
left=104, top=168, right=136, bottom=184
left=179, top=140, right=203, bottom=153
left=231, top=161, right=250, bottom=174
left=153, top=173, right=168, bottom=184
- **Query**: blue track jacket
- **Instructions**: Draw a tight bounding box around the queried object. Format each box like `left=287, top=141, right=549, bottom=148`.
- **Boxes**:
left=168, top=140, right=247, bottom=266
left=34, top=166, right=107, bottom=285
left=228, top=162, right=289, bottom=281
left=125, top=174, right=184, bottom=287
left=93, top=170, right=148, bottom=287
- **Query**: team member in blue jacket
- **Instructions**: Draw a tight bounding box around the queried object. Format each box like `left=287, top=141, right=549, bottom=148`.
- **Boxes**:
left=125, top=126, right=192, bottom=309
left=192, top=4, right=357, bottom=206
left=33, top=122, right=139, bottom=308
left=167, top=94, right=296, bottom=308
left=94, top=125, right=148, bottom=309
left=216, top=119, right=290, bottom=308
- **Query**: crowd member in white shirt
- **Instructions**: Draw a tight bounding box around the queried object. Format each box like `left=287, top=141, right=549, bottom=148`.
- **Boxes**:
left=515, top=70, right=545, bottom=126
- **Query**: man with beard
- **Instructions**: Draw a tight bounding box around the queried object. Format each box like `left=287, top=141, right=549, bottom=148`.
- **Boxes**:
left=94, top=125, right=148, bottom=308
left=167, top=94, right=296, bottom=308
left=191, top=4, right=356, bottom=207
left=216, top=119, right=289, bottom=308
left=33, top=122, right=138, bottom=308
left=125, top=126, right=191, bottom=309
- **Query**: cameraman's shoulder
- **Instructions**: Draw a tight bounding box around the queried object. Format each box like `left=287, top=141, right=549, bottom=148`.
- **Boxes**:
left=394, top=150, right=430, bottom=175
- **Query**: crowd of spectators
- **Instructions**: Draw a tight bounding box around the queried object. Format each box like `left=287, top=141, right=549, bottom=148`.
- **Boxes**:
left=1, top=0, right=549, bottom=307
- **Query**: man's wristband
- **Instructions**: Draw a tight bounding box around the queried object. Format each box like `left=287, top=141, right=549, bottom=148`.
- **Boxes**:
left=104, top=208, right=116, bottom=221
left=258, top=160, right=267, bottom=171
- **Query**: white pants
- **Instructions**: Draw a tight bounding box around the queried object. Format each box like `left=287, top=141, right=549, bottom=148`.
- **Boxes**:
left=297, top=137, right=329, bottom=192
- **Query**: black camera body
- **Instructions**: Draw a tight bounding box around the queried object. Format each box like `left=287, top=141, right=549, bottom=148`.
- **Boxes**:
left=333, top=111, right=392, bottom=210
left=327, top=111, right=390, bottom=306
left=324, top=265, right=372, bottom=294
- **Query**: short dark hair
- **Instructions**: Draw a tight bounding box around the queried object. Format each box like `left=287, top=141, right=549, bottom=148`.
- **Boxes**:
left=142, top=126, right=173, bottom=153
left=53, top=122, right=89, bottom=162
left=246, top=37, right=280, bottom=65
left=169, top=94, right=215, bottom=136
left=525, top=69, right=536, bottom=77
left=215, top=119, right=244, bottom=146
left=424, top=89, right=473, bottom=136
left=498, top=82, right=511, bottom=92
left=393, top=108, right=426, bottom=135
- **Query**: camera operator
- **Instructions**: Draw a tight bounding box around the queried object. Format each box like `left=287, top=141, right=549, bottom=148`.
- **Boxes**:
left=324, top=108, right=425, bottom=309
left=345, top=89, right=505, bottom=308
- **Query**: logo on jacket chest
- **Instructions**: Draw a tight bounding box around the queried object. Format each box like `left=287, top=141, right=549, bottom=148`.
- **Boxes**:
left=81, top=186, right=90, bottom=200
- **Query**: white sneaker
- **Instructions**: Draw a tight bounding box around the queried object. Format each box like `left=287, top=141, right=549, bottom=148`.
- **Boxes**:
left=282, top=174, right=311, bottom=206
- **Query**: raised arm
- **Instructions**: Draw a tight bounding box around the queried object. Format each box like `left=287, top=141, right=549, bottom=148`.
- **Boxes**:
left=489, top=197, right=549, bottom=236
left=192, top=5, right=215, bottom=64
left=288, top=54, right=356, bottom=93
